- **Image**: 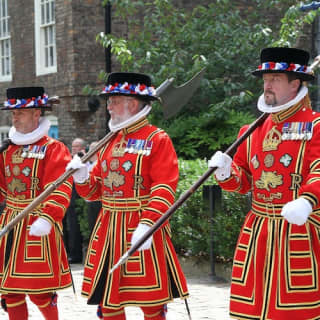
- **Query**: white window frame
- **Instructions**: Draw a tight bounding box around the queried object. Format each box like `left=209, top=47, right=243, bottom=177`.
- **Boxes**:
left=34, top=0, right=57, bottom=76
left=0, top=125, right=9, bottom=143
left=0, top=0, right=11, bottom=82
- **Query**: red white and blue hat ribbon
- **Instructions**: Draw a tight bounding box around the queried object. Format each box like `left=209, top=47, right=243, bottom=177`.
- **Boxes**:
left=258, top=62, right=311, bottom=74
left=4, top=94, right=49, bottom=109
left=101, top=82, right=157, bottom=98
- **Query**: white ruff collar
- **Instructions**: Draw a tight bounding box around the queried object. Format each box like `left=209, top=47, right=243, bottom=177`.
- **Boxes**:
left=9, top=117, right=50, bottom=145
left=108, top=105, right=152, bottom=132
left=257, top=86, right=308, bottom=113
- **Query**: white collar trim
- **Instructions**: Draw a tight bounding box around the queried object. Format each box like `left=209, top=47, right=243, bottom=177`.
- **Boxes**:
left=257, top=86, right=308, bottom=113
left=108, top=105, right=152, bottom=132
left=9, top=117, right=50, bottom=145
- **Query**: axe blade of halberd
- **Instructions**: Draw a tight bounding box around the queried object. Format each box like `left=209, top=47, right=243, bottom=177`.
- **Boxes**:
left=156, top=67, right=206, bottom=119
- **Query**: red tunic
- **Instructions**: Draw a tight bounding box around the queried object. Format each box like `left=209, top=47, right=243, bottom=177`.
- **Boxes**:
left=218, top=96, right=320, bottom=319
left=76, top=118, right=189, bottom=309
left=0, top=136, right=73, bottom=294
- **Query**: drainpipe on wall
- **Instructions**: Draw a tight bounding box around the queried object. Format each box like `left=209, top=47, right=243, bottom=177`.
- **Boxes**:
left=105, top=1, right=112, bottom=132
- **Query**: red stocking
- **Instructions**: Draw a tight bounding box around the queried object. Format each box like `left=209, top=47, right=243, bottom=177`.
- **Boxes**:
left=29, top=292, right=59, bottom=320
left=99, top=304, right=126, bottom=319
left=1, top=294, right=28, bottom=320
left=141, top=304, right=167, bottom=319
left=5, top=300, right=28, bottom=320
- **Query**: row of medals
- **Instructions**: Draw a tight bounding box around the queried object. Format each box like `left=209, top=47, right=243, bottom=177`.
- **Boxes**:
left=282, top=122, right=313, bottom=140
left=21, top=145, right=47, bottom=159
left=112, top=138, right=153, bottom=157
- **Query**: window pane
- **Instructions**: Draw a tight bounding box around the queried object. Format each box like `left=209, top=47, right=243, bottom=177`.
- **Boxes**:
left=41, top=3, right=44, bottom=25
left=2, top=19, right=6, bottom=35
left=0, top=0, right=12, bottom=78
left=5, top=57, right=10, bottom=74
left=38, top=0, right=56, bottom=73
left=49, top=25, right=53, bottom=44
left=1, top=41, right=3, bottom=74
left=45, top=47, right=48, bottom=67
left=51, top=1, right=55, bottom=22
left=44, top=28, right=48, bottom=46
left=4, top=38, right=8, bottom=54
left=46, top=2, right=50, bottom=24
left=49, top=46, right=54, bottom=66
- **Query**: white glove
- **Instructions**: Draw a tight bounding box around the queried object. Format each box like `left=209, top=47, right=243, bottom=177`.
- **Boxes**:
left=29, top=217, right=52, bottom=236
left=66, top=154, right=89, bottom=183
left=281, top=197, right=312, bottom=226
left=131, top=223, right=153, bottom=251
left=208, top=151, right=232, bottom=181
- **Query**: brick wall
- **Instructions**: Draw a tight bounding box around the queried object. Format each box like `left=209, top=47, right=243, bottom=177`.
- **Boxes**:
left=1, top=0, right=107, bottom=150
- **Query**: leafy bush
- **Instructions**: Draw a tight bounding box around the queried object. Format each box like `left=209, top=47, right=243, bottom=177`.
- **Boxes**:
left=75, top=197, right=91, bottom=243
left=170, top=158, right=249, bottom=261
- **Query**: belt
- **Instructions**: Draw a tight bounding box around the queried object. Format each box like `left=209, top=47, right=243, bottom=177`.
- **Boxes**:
left=251, top=199, right=284, bottom=219
left=6, top=197, right=39, bottom=210
left=102, top=196, right=149, bottom=212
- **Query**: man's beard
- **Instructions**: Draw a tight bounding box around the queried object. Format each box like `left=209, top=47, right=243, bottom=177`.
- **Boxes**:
left=109, top=102, right=133, bottom=126
left=264, top=91, right=276, bottom=105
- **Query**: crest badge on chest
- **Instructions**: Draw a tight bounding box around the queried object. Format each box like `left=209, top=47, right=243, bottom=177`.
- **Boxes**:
left=251, top=155, right=260, bottom=169
left=263, top=127, right=282, bottom=152
left=112, top=136, right=127, bottom=158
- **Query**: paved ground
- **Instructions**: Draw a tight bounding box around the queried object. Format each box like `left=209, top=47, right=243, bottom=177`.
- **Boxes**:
left=0, top=262, right=231, bottom=319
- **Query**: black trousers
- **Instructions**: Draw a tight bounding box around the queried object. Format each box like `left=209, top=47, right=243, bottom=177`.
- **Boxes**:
left=65, top=186, right=83, bottom=262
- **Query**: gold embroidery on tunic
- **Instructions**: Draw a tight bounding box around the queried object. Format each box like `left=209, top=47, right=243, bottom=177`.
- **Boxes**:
left=112, top=136, right=127, bottom=157
left=263, top=127, right=282, bottom=151
left=15, top=194, right=26, bottom=200
left=257, top=192, right=282, bottom=201
left=133, top=175, right=145, bottom=190
left=12, top=148, right=24, bottom=164
left=290, top=173, right=303, bottom=190
left=31, top=177, right=40, bottom=191
left=8, top=178, right=27, bottom=193
left=12, top=165, right=21, bottom=176
left=264, top=154, right=274, bottom=168
left=255, top=171, right=283, bottom=191
left=110, top=159, right=120, bottom=170
left=104, top=171, right=125, bottom=190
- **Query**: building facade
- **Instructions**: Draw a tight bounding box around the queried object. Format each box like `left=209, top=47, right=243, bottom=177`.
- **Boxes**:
left=0, top=0, right=109, bottom=149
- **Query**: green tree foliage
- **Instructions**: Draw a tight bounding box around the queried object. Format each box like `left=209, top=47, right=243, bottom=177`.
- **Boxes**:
left=94, top=0, right=319, bottom=159
left=77, top=1, right=320, bottom=262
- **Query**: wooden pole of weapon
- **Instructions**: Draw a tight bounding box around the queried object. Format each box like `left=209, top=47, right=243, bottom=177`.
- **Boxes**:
left=109, top=56, right=320, bottom=274
left=0, top=71, right=184, bottom=239
left=0, top=130, right=117, bottom=239
left=109, top=111, right=269, bottom=273
left=0, top=72, right=198, bottom=239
